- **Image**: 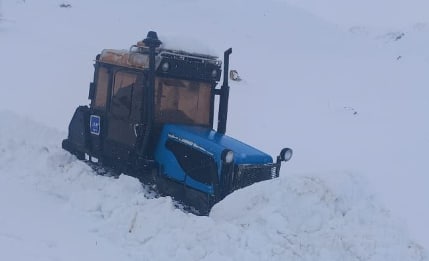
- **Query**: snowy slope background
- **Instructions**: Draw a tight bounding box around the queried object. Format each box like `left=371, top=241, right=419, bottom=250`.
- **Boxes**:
left=1, top=0, right=429, bottom=260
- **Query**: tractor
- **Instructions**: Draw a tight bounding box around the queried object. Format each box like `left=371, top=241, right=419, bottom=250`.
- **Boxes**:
left=62, top=31, right=292, bottom=214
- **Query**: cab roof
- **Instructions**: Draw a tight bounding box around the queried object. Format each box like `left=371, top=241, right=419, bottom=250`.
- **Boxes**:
left=98, top=42, right=221, bottom=71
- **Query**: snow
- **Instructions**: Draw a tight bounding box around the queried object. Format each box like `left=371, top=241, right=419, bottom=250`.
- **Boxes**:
left=1, top=0, right=429, bottom=260
left=278, top=0, right=429, bottom=28
left=0, top=112, right=426, bottom=260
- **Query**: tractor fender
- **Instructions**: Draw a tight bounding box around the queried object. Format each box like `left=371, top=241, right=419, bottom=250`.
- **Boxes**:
left=62, top=106, right=91, bottom=159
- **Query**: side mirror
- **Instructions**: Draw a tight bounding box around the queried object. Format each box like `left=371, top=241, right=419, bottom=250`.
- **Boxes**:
left=229, top=69, right=241, bottom=81
left=279, top=148, right=293, bottom=162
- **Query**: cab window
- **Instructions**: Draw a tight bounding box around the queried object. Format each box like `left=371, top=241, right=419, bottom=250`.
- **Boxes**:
left=111, top=71, right=137, bottom=117
left=94, top=67, right=109, bottom=109
left=154, top=77, right=212, bottom=126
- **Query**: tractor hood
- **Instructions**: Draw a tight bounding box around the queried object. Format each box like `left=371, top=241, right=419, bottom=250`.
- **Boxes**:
left=157, top=124, right=273, bottom=165
left=154, top=124, right=278, bottom=196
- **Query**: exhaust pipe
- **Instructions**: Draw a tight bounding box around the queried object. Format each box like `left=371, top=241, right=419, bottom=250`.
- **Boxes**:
left=217, top=48, right=232, bottom=134
left=139, top=31, right=162, bottom=157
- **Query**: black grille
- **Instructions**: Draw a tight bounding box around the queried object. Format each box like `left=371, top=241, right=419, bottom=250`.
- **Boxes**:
left=233, top=163, right=279, bottom=190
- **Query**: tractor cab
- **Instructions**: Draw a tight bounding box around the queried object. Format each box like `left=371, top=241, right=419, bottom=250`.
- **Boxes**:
left=62, top=31, right=292, bottom=214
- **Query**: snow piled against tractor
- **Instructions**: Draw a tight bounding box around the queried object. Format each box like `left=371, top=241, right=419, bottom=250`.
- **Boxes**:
left=0, top=111, right=426, bottom=261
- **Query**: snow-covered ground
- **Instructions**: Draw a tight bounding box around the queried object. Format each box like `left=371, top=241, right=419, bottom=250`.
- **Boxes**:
left=1, top=0, right=428, bottom=260
left=0, top=112, right=426, bottom=260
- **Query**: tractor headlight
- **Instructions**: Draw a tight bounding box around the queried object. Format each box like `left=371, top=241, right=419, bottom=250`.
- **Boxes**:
left=211, top=69, right=218, bottom=78
left=280, top=148, right=293, bottom=162
left=222, top=149, right=234, bottom=164
left=161, top=62, right=170, bottom=72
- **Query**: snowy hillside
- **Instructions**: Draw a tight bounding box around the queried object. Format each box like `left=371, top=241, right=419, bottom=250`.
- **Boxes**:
left=0, top=111, right=425, bottom=260
left=1, top=0, right=429, bottom=260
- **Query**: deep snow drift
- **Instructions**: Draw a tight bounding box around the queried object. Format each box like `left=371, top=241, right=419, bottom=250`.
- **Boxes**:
left=0, top=111, right=426, bottom=260
left=1, top=0, right=429, bottom=259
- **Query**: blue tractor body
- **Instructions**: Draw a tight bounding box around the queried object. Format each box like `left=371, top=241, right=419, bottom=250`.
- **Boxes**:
left=155, top=124, right=273, bottom=194
left=62, top=31, right=292, bottom=214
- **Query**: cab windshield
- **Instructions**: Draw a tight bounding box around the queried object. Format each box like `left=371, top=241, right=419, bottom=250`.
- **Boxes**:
left=154, top=77, right=212, bottom=126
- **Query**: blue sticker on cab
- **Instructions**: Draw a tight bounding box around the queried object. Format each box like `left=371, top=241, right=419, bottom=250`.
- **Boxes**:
left=90, top=115, right=101, bottom=135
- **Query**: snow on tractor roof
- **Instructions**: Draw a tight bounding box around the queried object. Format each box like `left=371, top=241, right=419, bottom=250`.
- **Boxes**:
left=99, top=48, right=149, bottom=69
left=99, top=41, right=221, bottom=70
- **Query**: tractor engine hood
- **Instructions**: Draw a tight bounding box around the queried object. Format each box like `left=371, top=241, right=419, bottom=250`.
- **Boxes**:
left=154, top=124, right=281, bottom=198
left=157, top=124, right=273, bottom=165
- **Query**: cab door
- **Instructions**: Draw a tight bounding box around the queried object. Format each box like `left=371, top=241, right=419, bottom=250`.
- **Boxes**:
left=105, top=69, right=144, bottom=162
left=88, top=65, right=110, bottom=157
